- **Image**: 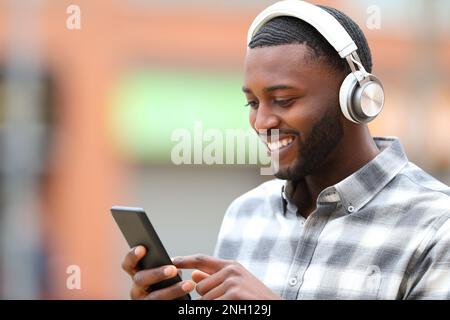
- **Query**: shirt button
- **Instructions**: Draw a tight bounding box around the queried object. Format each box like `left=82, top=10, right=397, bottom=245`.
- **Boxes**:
left=348, top=205, right=355, bottom=213
left=289, top=277, right=298, bottom=286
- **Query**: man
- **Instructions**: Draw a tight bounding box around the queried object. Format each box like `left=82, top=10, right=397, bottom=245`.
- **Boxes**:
left=121, top=1, right=450, bottom=300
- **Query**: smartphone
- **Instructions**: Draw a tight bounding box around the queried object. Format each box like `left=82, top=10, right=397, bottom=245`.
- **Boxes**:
left=111, top=205, right=191, bottom=300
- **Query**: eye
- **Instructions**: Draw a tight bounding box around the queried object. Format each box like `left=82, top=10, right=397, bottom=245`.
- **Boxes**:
left=273, top=98, right=296, bottom=108
left=244, top=100, right=259, bottom=109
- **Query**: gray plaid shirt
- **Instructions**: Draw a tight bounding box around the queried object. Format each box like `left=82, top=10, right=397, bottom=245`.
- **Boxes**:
left=214, top=137, right=450, bottom=299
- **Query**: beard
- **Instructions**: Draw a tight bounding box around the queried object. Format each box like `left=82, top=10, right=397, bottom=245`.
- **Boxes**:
left=274, top=107, right=344, bottom=180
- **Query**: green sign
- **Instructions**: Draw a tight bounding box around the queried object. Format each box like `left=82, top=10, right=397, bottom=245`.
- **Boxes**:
left=108, top=69, right=261, bottom=164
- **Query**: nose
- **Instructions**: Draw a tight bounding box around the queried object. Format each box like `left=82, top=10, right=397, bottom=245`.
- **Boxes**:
left=253, top=103, right=280, bottom=133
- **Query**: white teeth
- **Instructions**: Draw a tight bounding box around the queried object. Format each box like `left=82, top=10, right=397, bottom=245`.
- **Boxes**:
left=267, top=137, right=294, bottom=151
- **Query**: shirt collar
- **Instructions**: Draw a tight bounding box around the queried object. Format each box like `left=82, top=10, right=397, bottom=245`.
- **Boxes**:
left=281, top=137, right=409, bottom=215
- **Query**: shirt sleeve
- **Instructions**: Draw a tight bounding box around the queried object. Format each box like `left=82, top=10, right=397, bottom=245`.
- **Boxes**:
left=404, top=216, right=450, bottom=299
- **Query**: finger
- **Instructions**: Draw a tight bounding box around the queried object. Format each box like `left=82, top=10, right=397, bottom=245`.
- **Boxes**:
left=144, top=280, right=195, bottom=300
left=198, top=283, right=227, bottom=300
left=191, top=270, right=209, bottom=283
left=172, top=254, right=231, bottom=274
left=130, top=281, right=147, bottom=300
left=133, top=265, right=178, bottom=289
left=216, top=292, right=239, bottom=300
left=195, top=269, right=228, bottom=296
left=122, top=246, right=147, bottom=276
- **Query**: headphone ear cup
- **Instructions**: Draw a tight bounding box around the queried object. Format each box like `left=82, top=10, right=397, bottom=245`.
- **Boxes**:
left=339, top=73, right=360, bottom=124
left=352, top=76, right=385, bottom=123
left=339, top=73, right=385, bottom=124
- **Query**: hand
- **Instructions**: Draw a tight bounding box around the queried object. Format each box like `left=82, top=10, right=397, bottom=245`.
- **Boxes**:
left=121, top=246, right=195, bottom=300
left=173, top=254, right=282, bottom=300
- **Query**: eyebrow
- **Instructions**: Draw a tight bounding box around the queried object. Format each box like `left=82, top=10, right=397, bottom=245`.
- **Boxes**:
left=242, top=85, right=295, bottom=94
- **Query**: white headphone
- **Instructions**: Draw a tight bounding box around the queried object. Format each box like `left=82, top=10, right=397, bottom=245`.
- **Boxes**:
left=247, top=0, right=385, bottom=124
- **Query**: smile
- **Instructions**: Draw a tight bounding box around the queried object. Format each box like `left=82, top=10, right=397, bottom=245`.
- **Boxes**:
left=266, top=136, right=295, bottom=152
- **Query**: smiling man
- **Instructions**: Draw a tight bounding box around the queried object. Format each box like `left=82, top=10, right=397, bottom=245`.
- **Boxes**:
left=122, top=0, right=450, bottom=300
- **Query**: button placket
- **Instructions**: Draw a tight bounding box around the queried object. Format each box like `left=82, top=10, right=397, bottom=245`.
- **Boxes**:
left=285, top=206, right=335, bottom=299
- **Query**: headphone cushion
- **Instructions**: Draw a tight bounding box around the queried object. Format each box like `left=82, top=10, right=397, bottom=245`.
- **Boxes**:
left=339, top=73, right=359, bottom=123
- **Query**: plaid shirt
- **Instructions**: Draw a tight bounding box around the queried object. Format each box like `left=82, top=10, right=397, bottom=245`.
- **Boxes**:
left=214, top=137, right=450, bottom=299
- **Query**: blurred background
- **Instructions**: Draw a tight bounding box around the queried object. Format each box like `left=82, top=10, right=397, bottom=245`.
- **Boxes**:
left=0, top=0, right=448, bottom=299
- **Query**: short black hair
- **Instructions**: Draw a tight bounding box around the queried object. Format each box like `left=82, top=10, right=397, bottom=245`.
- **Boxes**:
left=248, top=5, right=372, bottom=75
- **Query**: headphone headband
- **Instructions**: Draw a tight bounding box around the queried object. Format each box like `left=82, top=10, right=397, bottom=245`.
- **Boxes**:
left=247, top=0, right=357, bottom=58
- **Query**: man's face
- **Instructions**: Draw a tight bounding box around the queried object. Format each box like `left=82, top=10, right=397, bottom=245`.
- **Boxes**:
left=243, top=44, right=345, bottom=180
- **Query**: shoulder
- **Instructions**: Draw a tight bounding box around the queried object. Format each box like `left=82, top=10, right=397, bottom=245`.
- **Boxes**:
left=401, top=162, right=450, bottom=192
left=214, top=179, right=285, bottom=258
left=381, top=161, right=450, bottom=225
left=224, top=179, right=285, bottom=219
left=395, top=162, right=450, bottom=209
